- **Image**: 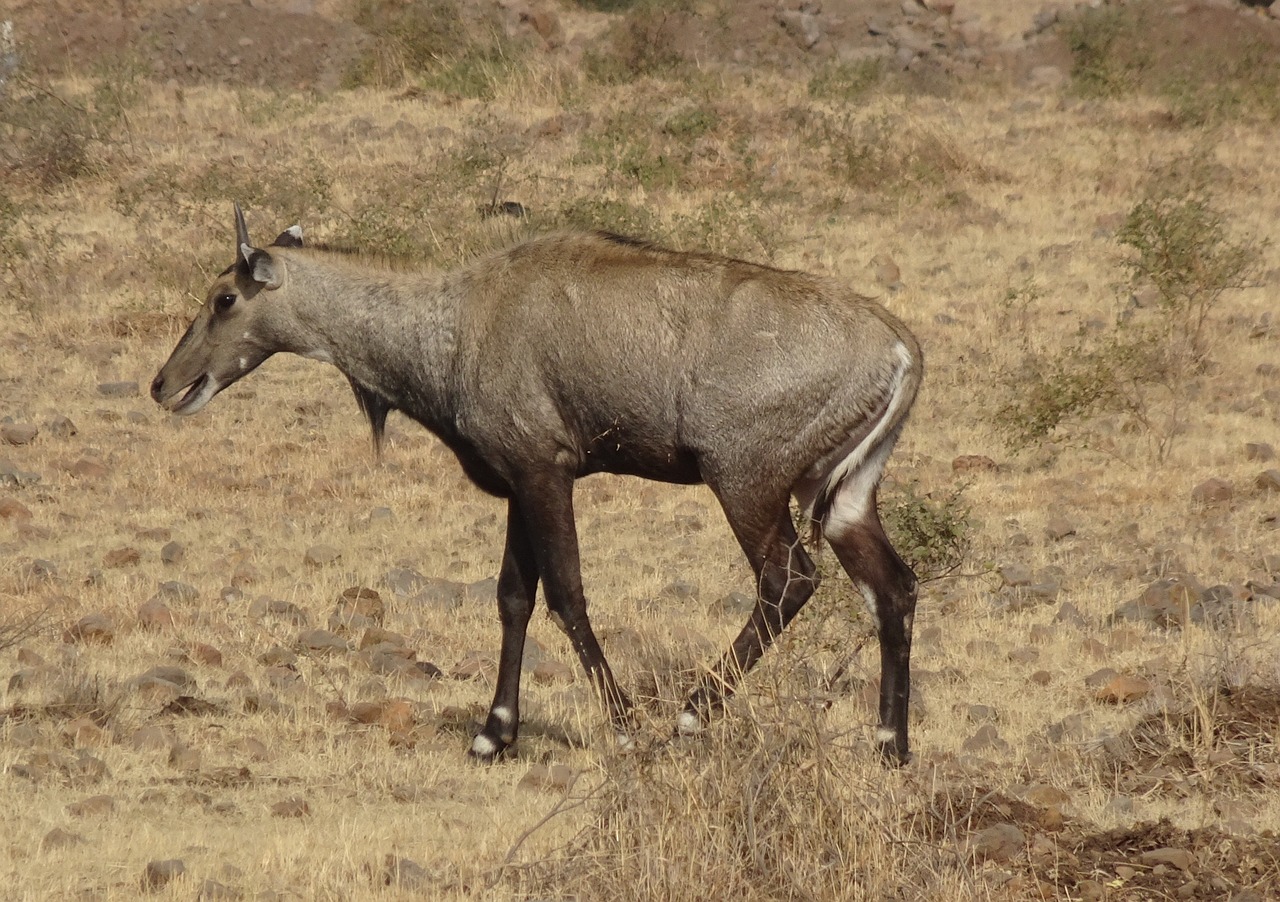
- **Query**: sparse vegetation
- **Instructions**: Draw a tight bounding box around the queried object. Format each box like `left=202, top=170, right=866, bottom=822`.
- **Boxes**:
left=996, top=155, right=1260, bottom=461
left=880, top=480, right=972, bottom=582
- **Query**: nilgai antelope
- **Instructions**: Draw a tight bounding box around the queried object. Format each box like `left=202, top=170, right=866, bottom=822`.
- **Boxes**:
left=151, top=205, right=924, bottom=764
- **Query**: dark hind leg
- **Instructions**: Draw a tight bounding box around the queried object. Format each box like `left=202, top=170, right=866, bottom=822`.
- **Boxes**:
left=680, top=493, right=819, bottom=732
left=824, top=483, right=918, bottom=765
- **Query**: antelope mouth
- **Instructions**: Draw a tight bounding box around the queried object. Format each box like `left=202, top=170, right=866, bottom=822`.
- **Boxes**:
left=164, top=374, right=218, bottom=415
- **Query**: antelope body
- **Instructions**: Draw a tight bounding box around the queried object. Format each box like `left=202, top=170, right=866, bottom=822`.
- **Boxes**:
left=152, top=206, right=923, bottom=763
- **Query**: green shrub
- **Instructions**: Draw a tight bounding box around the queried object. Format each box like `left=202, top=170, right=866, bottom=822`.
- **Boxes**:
left=880, top=480, right=971, bottom=582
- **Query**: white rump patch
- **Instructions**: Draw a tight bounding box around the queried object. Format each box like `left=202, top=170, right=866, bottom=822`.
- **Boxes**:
left=817, top=342, right=917, bottom=539
left=470, top=733, right=500, bottom=758
left=675, top=711, right=702, bottom=736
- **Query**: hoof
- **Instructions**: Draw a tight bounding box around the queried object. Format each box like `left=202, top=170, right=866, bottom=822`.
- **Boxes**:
left=467, top=731, right=511, bottom=762
left=874, top=728, right=911, bottom=768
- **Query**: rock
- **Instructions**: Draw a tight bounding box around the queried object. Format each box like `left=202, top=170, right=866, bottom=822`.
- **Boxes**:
left=0, top=497, right=32, bottom=521
left=196, top=878, right=243, bottom=900
left=969, top=822, right=1025, bottom=863
left=1140, top=847, right=1194, bottom=872
left=271, top=797, right=311, bottom=818
left=1030, top=670, right=1052, bottom=686
left=777, top=9, right=823, bottom=49
left=1, top=422, right=38, bottom=444
left=303, top=544, right=341, bottom=567
left=157, top=580, right=199, bottom=603
left=332, top=586, right=385, bottom=629
left=138, top=598, right=175, bottom=631
left=186, top=644, right=221, bottom=665
left=1191, top=477, right=1233, bottom=505
left=67, top=457, right=109, bottom=479
left=384, top=567, right=428, bottom=597
left=66, top=794, right=116, bottom=817
left=1245, top=442, right=1276, bottom=462
left=134, top=665, right=197, bottom=692
left=259, top=645, right=297, bottom=667
left=464, top=577, right=499, bottom=601
left=64, top=613, right=114, bottom=644
left=358, top=626, right=407, bottom=650
left=518, top=762, right=577, bottom=793
left=296, top=628, right=350, bottom=656
left=41, top=827, right=86, bottom=850
left=870, top=253, right=901, bottom=289
left=0, top=457, right=41, bottom=487
left=160, top=540, right=185, bottom=564
left=998, top=563, right=1033, bottom=588
left=408, top=577, right=467, bottom=609
left=141, top=859, right=186, bottom=891
left=531, top=659, right=574, bottom=685
left=129, top=725, right=174, bottom=751
left=1045, top=514, right=1076, bottom=541
left=962, top=723, right=1009, bottom=754
left=62, top=718, right=107, bottom=749
left=1054, top=601, right=1087, bottom=627
left=98, top=381, right=139, bottom=398
left=1095, top=674, right=1151, bottom=704
left=1256, top=469, right=1280, bottom=493
left=379, top=699, right=416, bottom=734
left=380, top=855, right=431, bottom=889
left=46, top=414, right=77, bottom=438
left=951, top=454, right=999, bottom=475
left=103, top=546, right=141, bottom=568
left=451, top=652, right=497, bottom=682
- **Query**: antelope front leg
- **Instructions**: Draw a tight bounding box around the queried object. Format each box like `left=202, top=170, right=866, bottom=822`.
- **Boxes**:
left=470, top=501, right=540, bottom=761
left=513, top=470, right=633, bottom=742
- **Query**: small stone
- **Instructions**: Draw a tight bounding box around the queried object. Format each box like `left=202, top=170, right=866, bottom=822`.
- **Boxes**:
left=383, top=567, right=428, bottom=597
left=1255, top=469, right=1280, bottom=493
left=1045, top=515, right=1076, bottom=541
left=332, top=586, right=384, bottom=628
left=160, top=541, right=185, bottom=564
left=129, top=725, right=173, bottom=751
left=98, top=381, right=139, bottom=398
left=157, top=580, right=199, bottom=603
left=64, top=613, right=114, bottom=644
left=297, top=628, right=350, bottom=656
left=378, top=699, right=416, bottom=734
left=196, top=878, right=243, bottom=900
left=969, top=822, right=1025, bottom=863
left=451, top=652, right=497, bottom=682
left=1140, top=847, right=1194, bottom=872
left=46, top=414, right=77, bottom=438
left=1095, top=674, right=1151, bottom=704
left=998, top=563, right=1033, bottom=587
left=1030, top=670, right=1052, bottom=686
left=103, top=546, right=141, bottom=568
left=304, top=544, right=341, bottom=567
left=1, top=422, right=38, bottom=444
left=168, top=743, right=201, bottom=771
left=408, top=577, right=467, bottom=609
left=952, top=454, right=998, bottom=473
left=67, top=457, right=110, bottom=479
left=464, top=577, right=499, bottom=601
left=962, top=723, right=1009, bottom=754
left=271, top=797, right=311, bottom=818
left=0, top=497, right=32, bottom=521
left=531, top=659, right=574, bottom=685
left=184, top=642, right=222, bottom=667
left=1245, top=442, right=1276, bottom=462
left=1191, top=477, right=1233, bottom=505
left=141, top=859, right=185, bottom=891
left=66, top=793, right=116, bottom=817
left=138, top=599, right=175, bottom=631
left=134, top=665, right=197, bottom=692
left=518, top=762, right=577, bottom=793
left=1054, top=601, right=1087, bottom=627
left=41, top=827, right=86, bottom=850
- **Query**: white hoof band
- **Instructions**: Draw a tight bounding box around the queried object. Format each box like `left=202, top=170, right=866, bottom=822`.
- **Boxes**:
left=470, top=733, right=500, bottom=758
left=675, top=711, right=702, bottom=736
left=875, top=727, right=897, bottom=745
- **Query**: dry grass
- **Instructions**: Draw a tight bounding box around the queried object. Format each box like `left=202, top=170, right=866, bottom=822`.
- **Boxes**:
left=2, top=1, right=1280, bottom=898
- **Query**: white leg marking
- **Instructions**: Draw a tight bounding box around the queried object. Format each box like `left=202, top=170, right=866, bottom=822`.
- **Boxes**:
left=490, top=705, right=513, bottom=726
left=875, top=727, right=897, bottom=744
left=676, top=711, right=702, bottom=736
left=238, top=356, right=248, bottom=371
left=856, top=581, right=879, bottom=618
left=470, top=733, right=500, bottom=757
left=615, top=731, right=635, bottom=751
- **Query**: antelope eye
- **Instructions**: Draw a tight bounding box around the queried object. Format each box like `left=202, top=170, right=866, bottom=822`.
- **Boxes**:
left=213, top=293, right=237, bottom=314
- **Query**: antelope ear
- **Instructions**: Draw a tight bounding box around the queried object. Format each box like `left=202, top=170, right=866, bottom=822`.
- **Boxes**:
left=244, top=248, right=284, bottom=290
left=272, top=225, right=304, bottom=248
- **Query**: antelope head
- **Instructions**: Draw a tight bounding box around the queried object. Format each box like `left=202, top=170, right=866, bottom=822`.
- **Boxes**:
left=150, top=203, right=303, bottom=415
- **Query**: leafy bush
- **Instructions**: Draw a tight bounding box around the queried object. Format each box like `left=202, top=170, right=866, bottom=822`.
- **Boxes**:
left=879, top=480, right=971, bottom=582
left=995, top=157, right=1260, bottom=461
